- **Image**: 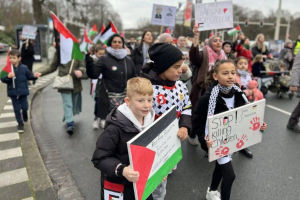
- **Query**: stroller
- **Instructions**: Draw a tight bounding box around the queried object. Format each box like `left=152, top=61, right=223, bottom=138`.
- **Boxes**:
left=260, top=60, right=294, bottom=99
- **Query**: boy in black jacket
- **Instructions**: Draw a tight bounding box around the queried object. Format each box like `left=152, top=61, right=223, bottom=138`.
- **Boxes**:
left=1, top=49, right=41, bottom=132
left=92, top=77, right=155, bottom=200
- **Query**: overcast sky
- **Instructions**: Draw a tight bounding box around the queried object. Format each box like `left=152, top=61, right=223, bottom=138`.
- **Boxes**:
left=109, top=0, right=300, bottom=29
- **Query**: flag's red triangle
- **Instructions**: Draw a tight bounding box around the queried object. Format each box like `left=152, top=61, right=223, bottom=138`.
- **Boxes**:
left=130, top=144, right=156, bottom=200
left=236, top=25, right=241, bottom=31
left=84, top=28, right=93, bottom=44
left=209, top=31, right=213, bottom=38
left=165, top=28, right=170, bottom=34
left=110, top=21, right=118, bottom=34
left=92, top=24, right=98, bottom=32
left=120, top=31, right=125, bottom=38
left=100, top=24, right=106, bottom=34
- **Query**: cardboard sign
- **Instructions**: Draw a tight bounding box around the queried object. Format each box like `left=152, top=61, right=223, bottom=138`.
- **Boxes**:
left=195, top=1, right=233, bottom=31
left=208, top=100, right=266, bottom=162
left=127, top=106, right=182, bottom=200
left=22, top=25, right=37, bottom=39
left=151, top=4, right=177, bottom=27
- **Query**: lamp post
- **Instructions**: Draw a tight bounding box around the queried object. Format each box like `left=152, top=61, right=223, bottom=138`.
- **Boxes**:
left=274, top=0, right=282, bottom=40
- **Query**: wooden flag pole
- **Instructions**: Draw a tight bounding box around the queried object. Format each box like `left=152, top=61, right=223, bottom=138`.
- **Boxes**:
left=160, top=26, right=164, bottom=34
left=26, top=38, right=29, bottom=49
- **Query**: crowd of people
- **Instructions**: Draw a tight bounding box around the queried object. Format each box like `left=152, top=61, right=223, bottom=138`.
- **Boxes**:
left=6, top=23, right=300, bottom=200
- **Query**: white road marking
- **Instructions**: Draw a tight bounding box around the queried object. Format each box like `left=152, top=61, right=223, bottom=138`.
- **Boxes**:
left=0, top=132, right=19, bottom=142
left=0, top=112, right=15, bottom=118
left=0, top=168, right=29, bottom=187
left=266, top=104, right=291, bottom=116
left=3, top=105, right=13, bottom=110
left=0, top=121, right=17, bottom=128
left=0, top=147, right=23, bottom=161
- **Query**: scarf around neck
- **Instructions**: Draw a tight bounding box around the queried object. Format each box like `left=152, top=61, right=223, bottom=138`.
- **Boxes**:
left=243, top=44, right=250, bottom=50
left=205, top=45, right=227, bottom=70
left=238, top=69, right=249, bottom=79
left=208, top=84, right=249, bottom=116
left=106, top=47, right=128, bottom=60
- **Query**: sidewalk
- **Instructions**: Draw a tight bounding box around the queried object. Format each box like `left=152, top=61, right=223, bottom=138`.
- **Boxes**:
left=0, top=61, right=58, bottom=200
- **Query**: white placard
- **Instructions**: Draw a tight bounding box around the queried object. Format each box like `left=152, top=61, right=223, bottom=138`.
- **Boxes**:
left=22, top=25, right=37, bottom=39
left=208, top=100, right=266, bottom=162
left=195, top=1, right=233, bottom=31
left=151, top=4, right=177, bottom=27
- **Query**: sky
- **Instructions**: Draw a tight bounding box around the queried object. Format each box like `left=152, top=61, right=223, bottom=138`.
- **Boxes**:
left=109, top=0, right=300, bottom=29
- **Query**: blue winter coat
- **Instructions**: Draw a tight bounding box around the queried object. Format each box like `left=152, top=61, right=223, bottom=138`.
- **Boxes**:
left=1, top=64, right=37, bottom=97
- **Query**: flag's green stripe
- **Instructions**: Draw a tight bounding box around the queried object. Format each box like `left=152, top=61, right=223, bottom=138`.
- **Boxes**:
left=141, top=147, right=182, bottom=200
left=0, top=71, right=8, bottom=79
left=72, top=42, right=84, bottom=60
left=88, top=30, right=98, bottom=37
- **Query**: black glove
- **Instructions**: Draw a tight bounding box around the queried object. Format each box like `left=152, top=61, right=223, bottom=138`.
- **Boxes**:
left=240, top=39, right=245, bottom=45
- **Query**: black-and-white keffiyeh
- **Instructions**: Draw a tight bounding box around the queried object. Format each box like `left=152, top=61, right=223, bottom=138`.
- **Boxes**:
left=238, top=69, right=249, bottom=79
left=208, top=84, right=249, bottom=116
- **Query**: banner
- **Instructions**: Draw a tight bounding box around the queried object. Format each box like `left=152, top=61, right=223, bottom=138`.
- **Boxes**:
left=208, top=100, right=266, bottom=162
left=21, top=25, right=37, bottom=39
left=151, top=4, right=177, bottom=27
left=184, top=0, right=193, bottom=27
left=195, top=1, right=233, bottom=31
left=127, top=106, right=182, bottom=200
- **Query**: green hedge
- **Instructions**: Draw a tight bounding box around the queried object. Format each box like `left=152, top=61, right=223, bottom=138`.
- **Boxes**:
left=0, top=31, right=15, bottom=45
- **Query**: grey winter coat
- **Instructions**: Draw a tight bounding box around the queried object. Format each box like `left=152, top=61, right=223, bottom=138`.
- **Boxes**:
left=290, top=51, right=300, bottom=96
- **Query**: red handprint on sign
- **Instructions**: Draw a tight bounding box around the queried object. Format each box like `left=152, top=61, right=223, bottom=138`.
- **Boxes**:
left=236, top=135, right=248, bottom=149
left=215, top=146, right=230, bottom=157
left=249, top=117, right=261, bottom=131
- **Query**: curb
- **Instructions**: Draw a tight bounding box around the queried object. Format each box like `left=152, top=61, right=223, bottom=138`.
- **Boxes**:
left=30, top=75, right=84, bottom=200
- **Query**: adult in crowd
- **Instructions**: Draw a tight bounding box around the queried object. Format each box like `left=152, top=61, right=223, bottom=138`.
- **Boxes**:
left=222, top=40, right=235, bottom=60
left=131, top=30, right=153, bottom=75
left=177, top=36, right=189, bottom=50
left=85, top=34, right=136, bottom=128
left=279, top=40, right=294, bottom=70
left=21, top=39, right=35, bottom=84
left=186, top=33, right=194, bottom=47
left=38, top=51, right=85, bottom=134
left=287, top=51, right=300, bottom=132
left=252, top=34, right=272, bottom=60
left=232, top=32, right=245, bottom=53
left=293, top=35, right=300, bottom=56
left=235, top=38, right=253, bottom=72
left=126, top=36, right=137, bottom=55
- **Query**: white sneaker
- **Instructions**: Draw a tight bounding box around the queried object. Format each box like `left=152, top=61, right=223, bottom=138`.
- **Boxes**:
left=188, top=136, right=199, bottom=146
left=93, top=119, right=99, bottom=130
left=100, top=119, right=105, bottom=129
left=206, top=187, right=221, bottom=200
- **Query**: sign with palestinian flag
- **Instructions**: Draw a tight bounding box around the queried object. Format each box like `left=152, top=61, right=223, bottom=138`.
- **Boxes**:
left=100, top=21, right=118, bottom=45
left=227, top=25, right=241, bottom=36
left=51, top=12, right=83, bottom=64
left=127, top=106, right=182, bottom=200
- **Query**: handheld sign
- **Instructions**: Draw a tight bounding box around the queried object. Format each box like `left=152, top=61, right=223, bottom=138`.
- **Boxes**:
left=195, top=1, right=233, bottom=31
left=208, top=99, right=265, bottom=162
left=151, top=4, right=177, bottom=27
left=22, top=25, right=37, bottom=39
left=127, top=106, right=182, bottom=200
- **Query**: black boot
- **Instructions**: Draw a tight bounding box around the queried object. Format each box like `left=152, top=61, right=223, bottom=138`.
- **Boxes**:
left=287, top=123, right=300, bottom=133
left=239, top=148, right=253, bottom=158
left=22, top=112, right=28, bottom=122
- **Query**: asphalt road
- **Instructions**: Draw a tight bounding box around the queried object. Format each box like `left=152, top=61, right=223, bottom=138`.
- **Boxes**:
left=36, top=79, right=300, bottom=200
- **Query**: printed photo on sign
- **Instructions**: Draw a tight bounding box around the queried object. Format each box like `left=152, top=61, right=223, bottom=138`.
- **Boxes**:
left=195, top=1, right=233, bottom=31
left=127, top=106, right=182, bottom=200
left=151, top=4, right=177, bottom=27
left=208, top=100, right=266, bottom=162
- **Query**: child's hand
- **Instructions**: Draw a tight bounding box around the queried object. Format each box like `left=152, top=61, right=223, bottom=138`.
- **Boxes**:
left=177, top=127, right=188, bottom=141
left=206, top=136, right=213, bottom=148
left=125, top=46, right=131, bottom=55
left=8, top=72, right=15, bottom=78
left=34, top=72, right=42, bottom=78
left=74, top=70, right=82, bottom=78
left=260, top=122, right=267, bottom=131
left=122, top=166, right=139, bottom=183
left=162, top=176, right=167, bottom=182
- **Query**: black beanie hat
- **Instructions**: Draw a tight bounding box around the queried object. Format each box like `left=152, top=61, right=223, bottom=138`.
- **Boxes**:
left=148, top=43, right=184, bottom=74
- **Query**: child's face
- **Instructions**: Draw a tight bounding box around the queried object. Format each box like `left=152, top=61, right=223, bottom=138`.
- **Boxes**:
left=213, top=63, right=236, bottom=88
left=95, top=50, right=105, bottom=59
left=160, top=60, right=184, bottom=81
left=125, top=93, right=153, bottom=119
left=9, top=55, right=21, bottom=66
left=223, top=44, right=232, bottom=54
left=237, top=59, right=248, bottom=71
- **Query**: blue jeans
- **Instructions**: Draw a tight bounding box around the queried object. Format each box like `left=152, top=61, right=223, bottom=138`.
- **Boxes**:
left=11, top=96, right=28, bottom=124
left=61, top=93, right=82, bottom=123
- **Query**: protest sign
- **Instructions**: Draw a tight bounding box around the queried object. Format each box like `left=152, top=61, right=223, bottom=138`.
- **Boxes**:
left=195, top=1, right=233, bottom=31
left=127, top=106, right=182, bottom=200
left=208, top=99, right=266, bottom=162
left=151, top=4, right=177, bottom=27
left=22, top=25, right=37, bottom=39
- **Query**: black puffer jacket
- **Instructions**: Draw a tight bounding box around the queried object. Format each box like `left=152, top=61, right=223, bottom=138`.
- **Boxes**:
left=131, top=45, right=144, bottom=75
left=92, top=108, right=153, bottom=200
left=192, top=83, right=247, bottom=152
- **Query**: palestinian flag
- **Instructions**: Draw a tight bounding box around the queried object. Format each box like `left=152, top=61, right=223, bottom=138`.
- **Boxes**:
left=88, top=24, right=98, bottom=37
left=100, top=21, right=118, bottom=45
left=92, top=23, right=106, bottom=44
left=165, top=28, right=170, bottom=34
left=209, top=31, right=214, bottom=38
left=227, top=25, right=241, bottom=36
left=51, top=12, right=83, bottom=64
left=0, top=49, right=12, bottom=79
left=80, top=28, right=92, bottom=53
left=127, top=106, right=182, bottom=200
